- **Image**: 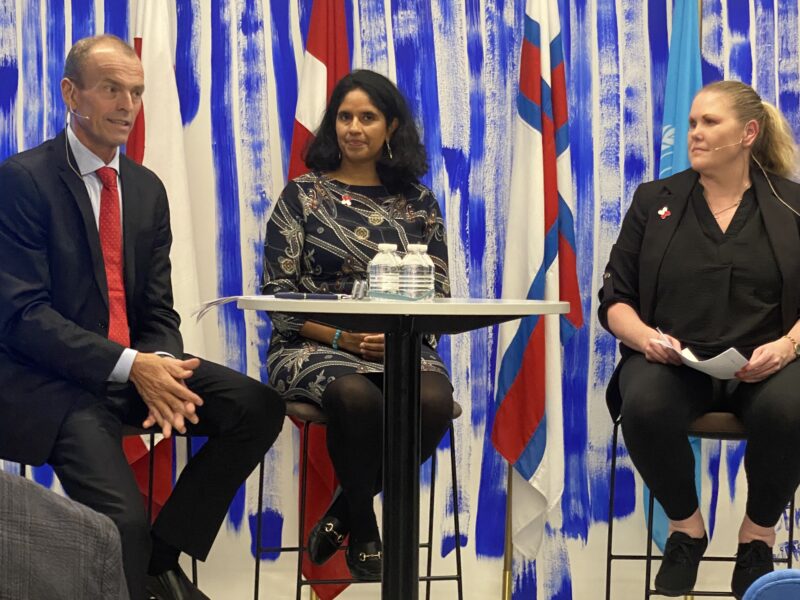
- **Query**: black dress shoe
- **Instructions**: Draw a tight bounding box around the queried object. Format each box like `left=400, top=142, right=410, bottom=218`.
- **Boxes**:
left=731, top=540, right=774, bottom=599
left=146, top=565, right=210, bottom=600
left=308, top=515, right=349, bottom=565
left=654, top=532, right=708, bottom=596
left=345, top=540, right=382, bottom=581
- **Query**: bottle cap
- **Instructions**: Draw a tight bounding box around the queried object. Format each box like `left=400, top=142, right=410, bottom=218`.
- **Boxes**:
left=407, top=243, right=428, bottom=252
left=377, top=243, right=398, bottom=251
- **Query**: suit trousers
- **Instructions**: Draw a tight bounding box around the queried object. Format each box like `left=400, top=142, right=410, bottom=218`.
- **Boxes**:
left=47, top=357, right=285, bottom=600
left=619, top=353, right=800, bottom=527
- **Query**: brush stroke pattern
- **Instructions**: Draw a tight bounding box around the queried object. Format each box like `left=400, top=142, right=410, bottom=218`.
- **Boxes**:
left=2, top=1, right=800, bottom=598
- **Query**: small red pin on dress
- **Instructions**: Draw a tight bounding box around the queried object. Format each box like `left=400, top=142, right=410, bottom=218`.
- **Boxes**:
left=658, top=206, right=671, bottom=220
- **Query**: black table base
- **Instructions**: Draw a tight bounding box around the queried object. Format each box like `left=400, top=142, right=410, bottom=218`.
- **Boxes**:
left=383, top=323, right=422, bottom=598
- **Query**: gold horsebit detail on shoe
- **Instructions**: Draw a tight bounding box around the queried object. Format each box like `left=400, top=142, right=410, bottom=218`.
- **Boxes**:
left=358, top=551, right=382, bottom=561
left=323, top=522, right=344, bottom=543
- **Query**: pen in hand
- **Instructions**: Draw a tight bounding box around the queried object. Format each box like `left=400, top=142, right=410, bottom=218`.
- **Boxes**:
left=655, top=327, right=682, bottom=355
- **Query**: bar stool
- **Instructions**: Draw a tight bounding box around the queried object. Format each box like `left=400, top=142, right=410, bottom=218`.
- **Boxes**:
left=253, top=400, right=465, bottom=600
left=605, top=412, right=796, bottom=599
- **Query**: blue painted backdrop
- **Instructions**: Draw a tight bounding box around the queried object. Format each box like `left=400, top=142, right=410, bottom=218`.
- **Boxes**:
left=1, top=1, right=798, bottom=597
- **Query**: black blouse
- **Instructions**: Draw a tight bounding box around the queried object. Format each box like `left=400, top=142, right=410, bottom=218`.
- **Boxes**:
left=653, top=184, right=783, bottom=358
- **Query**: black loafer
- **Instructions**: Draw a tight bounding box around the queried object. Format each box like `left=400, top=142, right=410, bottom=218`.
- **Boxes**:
left=731, top=540, right=774, bottom=599
left=654, top=532, right=708, bottom=596
left=345, top=540, right=382, bottom=581
left=308, top=515, right=348, bottom=565
left=145, top=565, right=210, bottom=600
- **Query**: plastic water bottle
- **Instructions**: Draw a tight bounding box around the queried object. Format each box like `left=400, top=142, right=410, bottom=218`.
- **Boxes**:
left=399, top=243, right=435, bottom=299
left=368, top=243, right=400, bottom=295
left=420, top=247, right=435, bottom=292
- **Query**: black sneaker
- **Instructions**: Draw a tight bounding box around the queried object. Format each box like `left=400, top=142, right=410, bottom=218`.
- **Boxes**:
left=654, top=532, right=708, bottom=596
left=731, top=540, right=774, bottom=599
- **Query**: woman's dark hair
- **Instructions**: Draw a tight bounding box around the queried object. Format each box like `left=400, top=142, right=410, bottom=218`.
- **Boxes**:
left=304, top=69, right=428, bottom=191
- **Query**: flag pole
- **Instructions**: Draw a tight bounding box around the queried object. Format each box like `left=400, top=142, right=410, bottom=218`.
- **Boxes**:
left=698, top=0, right=703, bottom=41
left=502, top=464, right=513, bottom=600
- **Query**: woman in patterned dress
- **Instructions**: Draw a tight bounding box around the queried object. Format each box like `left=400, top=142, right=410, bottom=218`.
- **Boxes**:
left=261, top=70, right=454, bottom=581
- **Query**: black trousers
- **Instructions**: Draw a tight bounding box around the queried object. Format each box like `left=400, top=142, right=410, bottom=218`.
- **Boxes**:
left=47, top=357, right=285, bottom=600
left=619, top=353, right=800, bottom=528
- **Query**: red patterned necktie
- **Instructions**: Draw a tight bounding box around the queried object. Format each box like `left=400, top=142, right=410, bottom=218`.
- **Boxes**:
left=96, top=167, right=130, bottom=347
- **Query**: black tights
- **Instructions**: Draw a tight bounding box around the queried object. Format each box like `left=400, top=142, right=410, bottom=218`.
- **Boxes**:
left=321, top=372, right=453, bottom=542
left=619, top=354, right=800, bottom=527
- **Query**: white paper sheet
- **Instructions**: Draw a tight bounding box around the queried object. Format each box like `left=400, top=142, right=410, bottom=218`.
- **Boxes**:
left=655, top=339, right=747, bottom=379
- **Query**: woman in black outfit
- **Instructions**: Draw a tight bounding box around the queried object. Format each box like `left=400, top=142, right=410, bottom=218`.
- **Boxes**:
left=599, top=80, right=800, bottom=599
left=261, top=70, right=453, bottom=581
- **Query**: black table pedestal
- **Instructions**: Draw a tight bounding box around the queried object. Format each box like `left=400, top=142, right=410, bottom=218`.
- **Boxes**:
left=382, top=321, right=422, bottom=599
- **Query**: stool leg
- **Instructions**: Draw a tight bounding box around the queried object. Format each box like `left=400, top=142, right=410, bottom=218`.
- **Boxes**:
left=183, top=435, right=199, bottom=586
left=147, top=433, right=155, bottom=524
left=790, top=494, right=796, bottom=569
left=449, top=423, right=464, bottom=600
left=296, top=423, right=312, bottom=600
left=425, top=448, right=437, bottom=600
left=645, top=488, right=655, bottom=600
left=254, top=457, right=266, bottom=600
left=605, top=420, right=620, bottom=600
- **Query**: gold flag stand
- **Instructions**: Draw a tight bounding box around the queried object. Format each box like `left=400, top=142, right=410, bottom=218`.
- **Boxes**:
left=502, top=465, right=513, bottom=600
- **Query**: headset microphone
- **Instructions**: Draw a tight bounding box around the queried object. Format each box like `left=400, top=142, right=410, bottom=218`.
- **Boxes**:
left=710, top=138, right=743, bottom=152
left=68, top=107, right=91, bottom=121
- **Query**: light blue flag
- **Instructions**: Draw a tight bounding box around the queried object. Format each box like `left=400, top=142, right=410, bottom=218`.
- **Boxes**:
left=659, top=0, right=703, bottom=178
left=648, top=0, right=704, bottom=551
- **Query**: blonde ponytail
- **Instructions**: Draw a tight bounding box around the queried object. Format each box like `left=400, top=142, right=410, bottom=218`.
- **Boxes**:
left=752, top=101, right=797, bottom=178
left=701, top=80, right=798, bottom=178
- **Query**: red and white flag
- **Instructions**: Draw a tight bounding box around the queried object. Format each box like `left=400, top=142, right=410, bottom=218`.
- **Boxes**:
left=287, top=0, right=349, bottom=180
left=287, top=1, right=350, bottom=597
left=124, top=0, right=206, bottom=519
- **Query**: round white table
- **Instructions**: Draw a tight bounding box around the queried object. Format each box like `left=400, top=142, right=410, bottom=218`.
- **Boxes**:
left=237, top=296, right=570, bottom=599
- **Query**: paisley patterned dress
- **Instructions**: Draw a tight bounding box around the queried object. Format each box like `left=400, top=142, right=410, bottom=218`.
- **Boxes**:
left=261, top=171, right=451, bottom=404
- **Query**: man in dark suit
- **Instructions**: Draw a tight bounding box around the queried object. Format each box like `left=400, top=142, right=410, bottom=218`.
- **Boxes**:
left=0, top=34, right=285, bottom=600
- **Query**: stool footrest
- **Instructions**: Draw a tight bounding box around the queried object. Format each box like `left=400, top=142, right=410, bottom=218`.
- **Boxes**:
left=256, top=545, right=302, bottom=554
left=648, top=590, right=735, bottom=597
left=609, top=552, right=790, bottom=564
left=298, top=574, right=462, bottom=586
left=299, top=577, right=380, bottom=585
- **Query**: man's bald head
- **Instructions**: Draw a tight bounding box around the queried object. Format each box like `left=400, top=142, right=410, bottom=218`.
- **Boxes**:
left=63, top=34, right=138, bottom=88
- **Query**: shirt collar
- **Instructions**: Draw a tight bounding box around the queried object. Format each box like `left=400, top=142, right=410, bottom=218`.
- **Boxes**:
left=66, top=124, right=121, bottom=176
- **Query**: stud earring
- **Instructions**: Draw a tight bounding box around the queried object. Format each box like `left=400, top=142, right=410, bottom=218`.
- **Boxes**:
left=385, top=140, right=393, bottom=160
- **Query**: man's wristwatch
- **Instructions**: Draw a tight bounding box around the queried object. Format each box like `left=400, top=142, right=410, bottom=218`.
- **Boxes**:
left=783, top=334, right=800, bottom=359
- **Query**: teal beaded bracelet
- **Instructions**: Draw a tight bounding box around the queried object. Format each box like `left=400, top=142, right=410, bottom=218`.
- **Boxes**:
left=331, top=329, right=343, bottom=350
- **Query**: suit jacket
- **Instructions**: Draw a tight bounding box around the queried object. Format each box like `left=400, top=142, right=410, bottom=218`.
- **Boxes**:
left=598, top=167, right=800, bottom=419
left=0, top=470, right=129, bottom=600
left=0, top=131, right=183, bottom=465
